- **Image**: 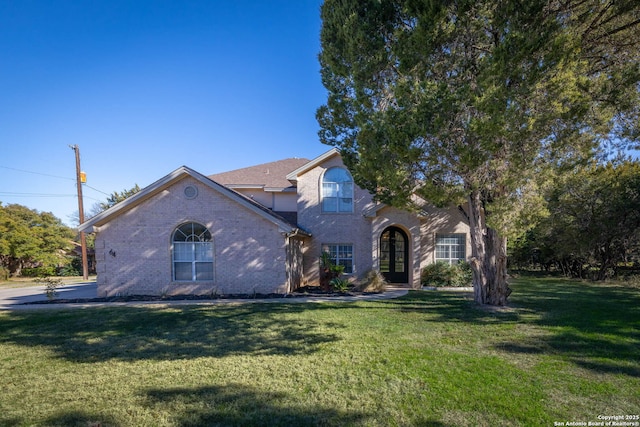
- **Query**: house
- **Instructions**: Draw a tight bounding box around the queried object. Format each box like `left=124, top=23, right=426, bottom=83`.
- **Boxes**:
left=78, top=149, right=470, bottom=297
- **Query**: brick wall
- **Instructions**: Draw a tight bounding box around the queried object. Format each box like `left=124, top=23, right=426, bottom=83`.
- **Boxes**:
left=94, top=176, right=289, bottom=297
left=296, top=156, right=376, bottom=286
left=295, top=154, right=471, bottom=288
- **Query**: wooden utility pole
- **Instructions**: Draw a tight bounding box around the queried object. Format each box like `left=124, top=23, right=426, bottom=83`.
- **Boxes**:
left=70, top=144, right=89, bottom=280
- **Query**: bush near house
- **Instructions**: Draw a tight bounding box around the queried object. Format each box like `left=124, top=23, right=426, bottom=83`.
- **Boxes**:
left=319, top=251, right=346, bottom=292
left=353, top=270, right=388, bottom=293
left=421, top=261, right=473, bottom=287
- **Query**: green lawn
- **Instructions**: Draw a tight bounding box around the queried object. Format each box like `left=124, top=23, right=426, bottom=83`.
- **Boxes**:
left=0, top=276, right=638, bottom=426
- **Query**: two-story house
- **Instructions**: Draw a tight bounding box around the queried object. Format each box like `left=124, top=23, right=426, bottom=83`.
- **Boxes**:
left=79, top=149, right=470, bottom=297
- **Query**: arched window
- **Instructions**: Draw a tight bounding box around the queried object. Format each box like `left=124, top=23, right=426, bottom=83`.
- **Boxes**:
left=321, top=167, right=353, bottom=212
left=172, top=222, right=213, bottom=281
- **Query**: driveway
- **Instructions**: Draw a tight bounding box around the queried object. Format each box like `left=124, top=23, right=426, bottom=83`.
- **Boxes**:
left=0, top=281, right=97, bottom=309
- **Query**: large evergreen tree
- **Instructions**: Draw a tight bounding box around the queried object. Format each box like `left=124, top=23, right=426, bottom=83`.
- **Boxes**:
left=513, top=160, right=640, bottom=278
left=317, top=0, right=640, bottom=305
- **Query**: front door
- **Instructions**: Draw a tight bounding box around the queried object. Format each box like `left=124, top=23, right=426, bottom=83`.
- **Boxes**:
left=380, top=226, right=409, bottom=283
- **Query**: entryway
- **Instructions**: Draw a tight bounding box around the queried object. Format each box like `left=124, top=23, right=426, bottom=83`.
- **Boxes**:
left=380, top=226, right=409, bottom=283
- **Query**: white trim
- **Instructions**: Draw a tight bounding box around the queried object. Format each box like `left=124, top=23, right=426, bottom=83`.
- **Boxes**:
left=321, top=243, right=354, bottom=275
left=286, top=148, right=340, bottom=181
left=78, top=166, right=298, bottom=234
left=320, top=166, right=354, bottom=214
left=264, top=186, right=297, bottom=193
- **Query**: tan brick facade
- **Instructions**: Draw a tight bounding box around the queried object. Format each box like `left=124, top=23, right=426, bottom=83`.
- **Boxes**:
left=296, top=155, right=376, bottom=286
left=92, top=176, right=290, bottom=297
left=294, top=152, right=470, bottom=289
left=82, top=150, right=471, bottom=295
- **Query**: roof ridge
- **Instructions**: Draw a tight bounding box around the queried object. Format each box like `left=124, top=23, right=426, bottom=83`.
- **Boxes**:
left=208, top=157, right=311, bottom=188
left=209, top=157, right=310, bottom=175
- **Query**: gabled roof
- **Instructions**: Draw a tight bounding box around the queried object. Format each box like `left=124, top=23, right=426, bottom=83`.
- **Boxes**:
left=78, top=166, right=310, bottom=236
left=362, top=194, right=455, bottom=219
left=209, top=157, right=310, bottom=191
left=285, top=148, right=340, bottom=182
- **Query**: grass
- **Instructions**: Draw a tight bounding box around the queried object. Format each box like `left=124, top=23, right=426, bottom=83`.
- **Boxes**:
left=0, top=275, right=96, bottom=289
left=0, top=276, right=638, bottom=426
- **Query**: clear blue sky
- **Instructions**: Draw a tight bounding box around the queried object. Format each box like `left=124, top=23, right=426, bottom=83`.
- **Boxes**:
left=0, top=0, right=327, bottom=226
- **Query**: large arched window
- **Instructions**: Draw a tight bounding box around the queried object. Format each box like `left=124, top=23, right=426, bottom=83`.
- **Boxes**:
left=172, top=222, right=213, bottom=281
left=321, top=167, right=353, bottom=212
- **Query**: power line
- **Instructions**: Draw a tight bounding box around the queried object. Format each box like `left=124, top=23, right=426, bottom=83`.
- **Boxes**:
left=0, top=165, right=113, bottom=197
left=0, top=191, right=76, bottom=198
left=84, top=184, right=110, bottom=196
left=0, top=165, right=75, bottom=181
left=0, top=191, right=102, bottom=202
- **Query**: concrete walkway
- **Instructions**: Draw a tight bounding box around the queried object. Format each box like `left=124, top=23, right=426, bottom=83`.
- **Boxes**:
left=0, top=282, right=408, bottom=311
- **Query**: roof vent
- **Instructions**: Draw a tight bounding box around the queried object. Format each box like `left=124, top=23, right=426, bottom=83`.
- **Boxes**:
left=184, top=185, right=198, bottom=199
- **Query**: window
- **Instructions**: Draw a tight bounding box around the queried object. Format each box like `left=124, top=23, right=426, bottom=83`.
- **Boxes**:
left=435, top=234, right=466, bottom=264
left=172, top=222, right=213, bottom=281
left=321, top=167, right=353, bottom=212
left=322, top=244, right=353, bottom=274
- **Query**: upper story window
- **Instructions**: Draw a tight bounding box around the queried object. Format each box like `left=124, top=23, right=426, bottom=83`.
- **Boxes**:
left=321, top=167, right=353, bottom=213
left=172, top=222, right=213, bottom=281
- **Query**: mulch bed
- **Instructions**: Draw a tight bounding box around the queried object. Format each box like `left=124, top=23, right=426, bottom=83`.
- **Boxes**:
left=24, top=286, right=381, bottom=305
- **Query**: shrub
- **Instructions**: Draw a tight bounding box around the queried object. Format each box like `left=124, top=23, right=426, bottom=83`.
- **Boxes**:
left=58, top=263, right=80, bottom=277
left=320, top=252, right=347, bottom=292
left=621, top=274, right=640, bottom=289
left=421, top=261, right=472, bottom=287
left=330, top=277, right=350, bottom=292
left=0, top=266, right=9, bottom=281
left=353, top=270, right=388, bottom=293
left=21, top=266, right=56, bottom=277
left=33, top=275, right=63, bottom=300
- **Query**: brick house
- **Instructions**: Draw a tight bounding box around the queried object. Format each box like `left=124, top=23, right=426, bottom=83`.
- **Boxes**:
left=79, top=149, right=470, bottom=297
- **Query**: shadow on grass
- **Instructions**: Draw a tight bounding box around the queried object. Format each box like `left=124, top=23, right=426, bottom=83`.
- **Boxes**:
left=377, top=290, right=523, bottom=323
left=143, top=383, right=367, bottom=426
left=498, top=277, right=640, bottom=377
left=0, top=303, right=341, bottom=362
left=374, top=279, right=640, bottom=378
left=41, top=411, right=119, bottom=427
left=2, top=278, right=637, bottom=379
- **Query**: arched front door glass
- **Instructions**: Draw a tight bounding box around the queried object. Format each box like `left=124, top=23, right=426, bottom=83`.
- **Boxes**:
left=380, top=226, right=409, bottom=283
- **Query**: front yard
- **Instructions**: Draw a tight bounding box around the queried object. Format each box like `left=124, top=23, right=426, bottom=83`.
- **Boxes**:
left=0, top=276, right=638, bottom=426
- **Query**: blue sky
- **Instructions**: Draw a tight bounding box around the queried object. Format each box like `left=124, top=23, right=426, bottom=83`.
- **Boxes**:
left=0, top=0, right=326, bottom=225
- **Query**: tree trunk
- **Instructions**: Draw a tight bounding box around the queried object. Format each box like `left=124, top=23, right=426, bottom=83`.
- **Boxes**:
left=6, top=257, right=23, bottom=277
left=467, top=190, right=511, bottom=306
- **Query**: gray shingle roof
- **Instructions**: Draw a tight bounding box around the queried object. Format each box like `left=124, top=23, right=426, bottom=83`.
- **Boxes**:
left=208, top=157, right=310, bottom=189
left=78, top=166, right=310, bottom=235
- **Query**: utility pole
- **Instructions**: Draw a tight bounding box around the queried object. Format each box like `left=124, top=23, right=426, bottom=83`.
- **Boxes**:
left=70, top=145, right=89, bottom=280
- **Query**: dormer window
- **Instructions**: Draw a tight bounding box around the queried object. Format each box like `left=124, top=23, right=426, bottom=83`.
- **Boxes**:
left=321, top=167, right=353, bottom=212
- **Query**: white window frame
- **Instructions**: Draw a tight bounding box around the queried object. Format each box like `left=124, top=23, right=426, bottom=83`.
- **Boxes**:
left=321, top=243, right=354, bottom=274
left=172, top=222, right=214, bottom=281
left=435, top=234, right=466, bottom=265
left=321, top=167, right=354, bottom=213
